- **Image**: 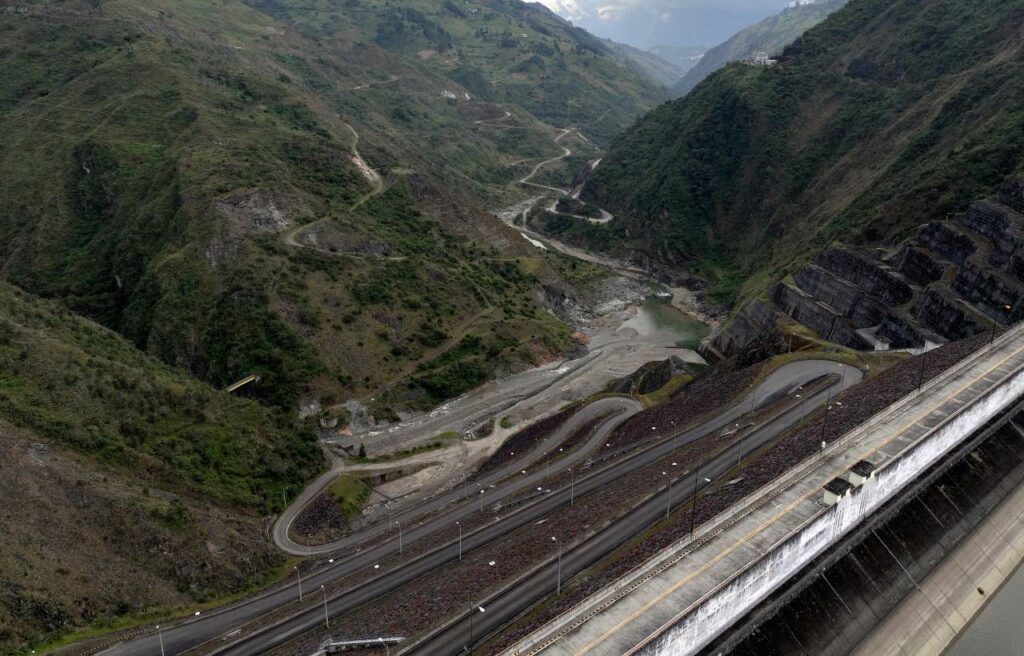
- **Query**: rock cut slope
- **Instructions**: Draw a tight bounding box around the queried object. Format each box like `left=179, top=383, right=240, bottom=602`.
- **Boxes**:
left=710, top=178, right=1024, bottom=358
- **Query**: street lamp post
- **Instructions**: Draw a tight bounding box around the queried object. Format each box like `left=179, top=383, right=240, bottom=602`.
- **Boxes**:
left=551, top=536, right=562, bottom=594
left=294, top=566, right=303, bottom=603
left=662, top=463, right=677, bottom=520
left=992, top=305, right=1012, bottom=343
left=457, top=521, right=462, bottom=561
left=569, top=468, right=575, bottom=506
left=819, top=396, right=833, bottom=444
left=689, top=473, right=713, bottom=541
left=156, top=625, right=165, bottom=656
left=479, top=489, right=485, bottom=513
left=378, top=637, right=390, bottom=656
left=468, top=606, right=486, bottom=648
left=320, top=585, right=329, bottom=628
left=396, top=521, right=403, bottom=555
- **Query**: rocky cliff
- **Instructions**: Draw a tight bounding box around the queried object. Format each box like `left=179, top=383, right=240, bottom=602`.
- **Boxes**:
left=704, top=178, right=1024, bottom=359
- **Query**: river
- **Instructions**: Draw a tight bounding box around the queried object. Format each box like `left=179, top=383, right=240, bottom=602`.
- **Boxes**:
left=947, top=559, right=1024, bottom=656
left=623, top=296, right=709, bottom=350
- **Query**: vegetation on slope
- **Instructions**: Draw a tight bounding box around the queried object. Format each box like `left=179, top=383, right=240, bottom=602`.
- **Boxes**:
left=576, top=0, right=1024, bottom=301
left=0, top=281, right=321, bottom=648
left=0, top=0, right=656, bottom=414
left=603, top=39, right=683, bottom=88
left=674, top=0, right=848, bottom=96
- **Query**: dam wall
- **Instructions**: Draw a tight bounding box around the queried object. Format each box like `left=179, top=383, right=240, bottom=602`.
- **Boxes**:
left=633, top=356, right=1024, bottom=656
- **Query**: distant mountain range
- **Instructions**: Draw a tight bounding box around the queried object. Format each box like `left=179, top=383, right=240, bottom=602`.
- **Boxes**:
left=537, top=0, right=1024, bottom=307
left=674, top=0, right=848, bottom=96
left=649, top=45, right=708, bottom=74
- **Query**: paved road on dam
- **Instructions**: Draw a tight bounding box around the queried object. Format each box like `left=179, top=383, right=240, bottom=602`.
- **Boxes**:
left=100, top=360, right=854, bottom=656
left=515, top=327, right=1024, bottom=656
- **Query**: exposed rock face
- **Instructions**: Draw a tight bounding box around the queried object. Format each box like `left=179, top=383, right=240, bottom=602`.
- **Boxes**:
left=845, top=57, right=904, bottom=85
left=890, top=246, right=943, bottom=287
left=770, top=283, right=871, bottom=350
left=997, top=177, right=1024, bottom=214
left=961, top=200, right=1024, bottom=270
left=917, top=290, right=984, bottom=341
left=952, top=263, right=1019, bottom=323
left=207, top=189, right=314, bottom=269
left=916, top=222, right=975, bottom=266
left=816, top=247, right=912, bottom=306
left=705, top=178, right=1024, bottom=360
left=876, top=314, right=925, bottom=349
left=215, top=189, right=311, bottom=233
left=704, top=298, right=782, bottom=359
left=793, top=264, right=886, bottom=328
left=610, top=356, right=696, bottom=395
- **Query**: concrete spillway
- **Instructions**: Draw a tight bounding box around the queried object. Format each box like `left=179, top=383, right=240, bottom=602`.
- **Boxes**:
left=510, top=327, right=1024, bottom=656
left=639, top=357, right=1024, bottom=656
left=713, top=409, right=1024, bottom=656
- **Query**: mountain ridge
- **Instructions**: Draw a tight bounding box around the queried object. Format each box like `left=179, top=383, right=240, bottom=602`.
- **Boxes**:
left=673, top=0, right=848, bottom=97
left=0, top=0, right=666, bottom=417
left=563, top=0, right=1024, bottom=304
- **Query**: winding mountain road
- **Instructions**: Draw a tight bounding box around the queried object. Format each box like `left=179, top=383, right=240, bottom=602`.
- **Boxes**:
left=272, top=397, right=644, bottom=557
left=99, top=360, right=859, bottom=656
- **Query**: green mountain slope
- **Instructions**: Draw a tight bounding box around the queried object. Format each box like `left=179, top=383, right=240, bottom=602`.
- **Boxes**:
left=0, top=0, right=664, bottom=415
left=570, top=0, right=1024, bottom=301
left=0, top=281, right=320, bottom=648
left=674, top=0, right=848, bottom=97
left=603, top=39, right=681, bottom=88
left=649, top=45, right=706, bottom=75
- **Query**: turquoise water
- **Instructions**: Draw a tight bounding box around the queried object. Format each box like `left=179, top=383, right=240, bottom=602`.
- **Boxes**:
left=623, top=297, right=709, bottom=350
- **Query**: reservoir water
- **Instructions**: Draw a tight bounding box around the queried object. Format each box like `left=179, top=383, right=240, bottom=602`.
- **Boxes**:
left=623, top=296, right=709, bottom=350
left=947, top=560, right=1024, bottom=656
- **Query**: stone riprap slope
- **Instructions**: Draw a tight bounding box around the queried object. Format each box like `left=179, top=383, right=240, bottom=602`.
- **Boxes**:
left=708, top=178, right=1024, bottom=358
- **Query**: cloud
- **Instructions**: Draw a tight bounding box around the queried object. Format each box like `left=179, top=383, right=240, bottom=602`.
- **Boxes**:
left=535, top=0, right=787, bottom=49
left=537, top=0, right=586, bottom=22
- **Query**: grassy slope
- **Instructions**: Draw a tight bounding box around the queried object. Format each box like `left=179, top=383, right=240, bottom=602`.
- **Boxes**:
left=0, top=0, right=663, bottom=415
left=0, top=1, right=659, bottom=648
left=0, top=281, right=321, bottom=648
left=603, top=39, right=681, bottom=89
left=247, top=0, right=667, bottom=145
left=673, top=0, right=848, bottom=96
left=577, top=0, right=1024, bottom=301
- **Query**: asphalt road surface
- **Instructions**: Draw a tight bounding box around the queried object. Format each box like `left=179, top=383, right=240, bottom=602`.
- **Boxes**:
left=273, top=397, right=644, bottom=556
left=407, top=369, right=851, bottom=655
left=101, top=360, right=856, bottom=656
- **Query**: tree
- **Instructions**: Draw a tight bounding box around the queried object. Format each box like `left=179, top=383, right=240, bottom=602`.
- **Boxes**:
left=358, top=443, right=367, bottom=459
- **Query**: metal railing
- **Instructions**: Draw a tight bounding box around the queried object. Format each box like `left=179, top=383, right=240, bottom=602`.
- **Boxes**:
left=503, top=324, right=1024, bottom=655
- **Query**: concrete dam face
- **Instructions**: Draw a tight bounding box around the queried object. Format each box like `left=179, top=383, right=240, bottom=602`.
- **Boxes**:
left=701, top=408, right=1024, bottom=656
left=636, top=337, right=1024, bottom=656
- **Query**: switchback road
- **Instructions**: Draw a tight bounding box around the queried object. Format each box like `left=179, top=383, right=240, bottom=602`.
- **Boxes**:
left=100, top=360, right=858, bottom=656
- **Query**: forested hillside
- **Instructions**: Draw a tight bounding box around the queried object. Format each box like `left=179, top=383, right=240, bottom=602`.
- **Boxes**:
left=0, top=0, right=664, bottom=416
left=673, top=0, right=847, bottom=96
left=0, top=281, right=321, bottom=648
left=570, top=0, right=1024, bottom=301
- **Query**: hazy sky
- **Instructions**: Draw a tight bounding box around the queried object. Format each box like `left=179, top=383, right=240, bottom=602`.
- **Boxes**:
left=536, top=0, right=790, bottom=49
